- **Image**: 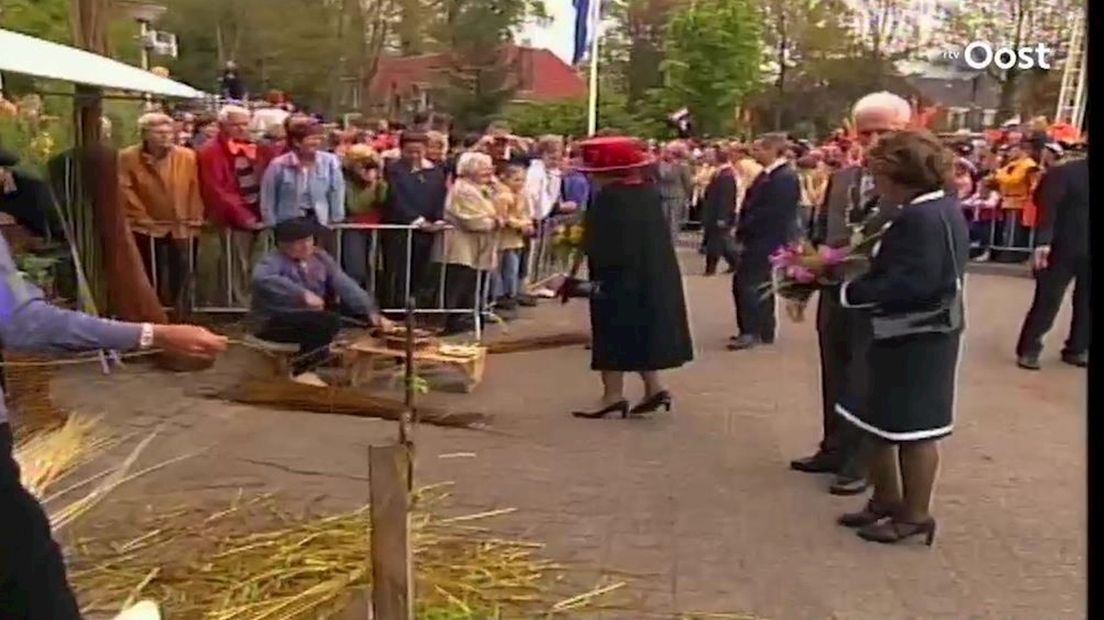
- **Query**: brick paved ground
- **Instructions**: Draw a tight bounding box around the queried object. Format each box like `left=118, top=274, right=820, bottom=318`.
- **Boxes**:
left=52, top=251, right=1085, bottom=619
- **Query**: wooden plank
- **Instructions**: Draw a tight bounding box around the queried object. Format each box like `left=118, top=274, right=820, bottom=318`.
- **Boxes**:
left=369, top=444, right=413, bottom=620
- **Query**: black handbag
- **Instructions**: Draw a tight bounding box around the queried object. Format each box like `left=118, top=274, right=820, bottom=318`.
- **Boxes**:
left=558, top=276, right=598, bottom=303
left=869, top=210, right=963, bottom=341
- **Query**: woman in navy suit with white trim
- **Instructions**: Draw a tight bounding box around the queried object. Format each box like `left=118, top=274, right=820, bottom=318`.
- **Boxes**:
left=834, top=129, right=969, bottom=546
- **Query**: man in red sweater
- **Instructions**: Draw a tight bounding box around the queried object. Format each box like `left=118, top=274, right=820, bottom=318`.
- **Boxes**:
left=196, top=105, right=273, bottom=306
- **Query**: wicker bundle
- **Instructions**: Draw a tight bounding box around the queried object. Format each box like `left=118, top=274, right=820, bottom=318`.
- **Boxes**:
left=484, top=332, right=591, bottom=355
left=205, top=378, right=490, bottom=428
left=3, top=352, right=69, bottom=440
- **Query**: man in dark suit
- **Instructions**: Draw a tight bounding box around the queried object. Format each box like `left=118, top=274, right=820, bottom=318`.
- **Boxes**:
left=728, top=133, right=800, bottom=351
left=1015, top=153, right=1090, bottom=369
left=700, top=150, right=739, bottom=275
left=789, top=91, right=911, bottom=495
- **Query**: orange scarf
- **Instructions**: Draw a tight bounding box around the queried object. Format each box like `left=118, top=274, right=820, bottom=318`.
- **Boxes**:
left=227, top=139, right=257, bottom=161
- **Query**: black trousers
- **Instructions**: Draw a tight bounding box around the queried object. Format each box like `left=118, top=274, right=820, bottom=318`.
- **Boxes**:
left=256, top=310, right=342, bottom=375
left=816, top=291, right=869, bottom=478
left=134, top=233, right=193, bottom=309
left=703, top=226, right=738, bottom=274
left=1016, top=254, right=1091, bottom=358
left=517, top=237, right=532, bottom=283
left=442, top=264, right=479, bottom=332
left=732, top=247, right=776, bottom=342
left=380, top=229, right=435, bottom=310
left=0, top=424, right=83, bottom=619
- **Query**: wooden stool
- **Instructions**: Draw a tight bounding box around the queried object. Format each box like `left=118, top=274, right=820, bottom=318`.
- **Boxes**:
left=242, top=335, right=300, bottom=377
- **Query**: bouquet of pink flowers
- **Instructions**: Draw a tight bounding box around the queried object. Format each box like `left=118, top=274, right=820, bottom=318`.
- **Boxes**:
left=762, top=240, right=858, bottom=302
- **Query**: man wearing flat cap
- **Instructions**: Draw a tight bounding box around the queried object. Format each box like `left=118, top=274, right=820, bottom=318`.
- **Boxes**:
left=251, top=216, right=392, bottom=385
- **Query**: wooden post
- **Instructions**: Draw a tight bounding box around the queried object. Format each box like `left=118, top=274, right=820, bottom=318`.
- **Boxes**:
left=368, top=444, right=413, bottom=620
left=368, top=297, right=417, bottom=619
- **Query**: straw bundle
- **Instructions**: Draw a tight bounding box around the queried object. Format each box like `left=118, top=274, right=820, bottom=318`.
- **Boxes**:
left=206, top=378, right=490, bottom=428
left=14, top=415, right=109, bottom=498
left=14, top=418, right=196, bottom=531
left=4, top=352, right=69, bottom=440
left=484, top=332, right=591, bottom=355
left=69, top=486, right=628, bottom=619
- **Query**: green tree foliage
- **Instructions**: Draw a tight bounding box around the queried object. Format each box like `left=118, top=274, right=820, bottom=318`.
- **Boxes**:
left=502, top=92, right=664, bottom=139
left=432, top=0, right=544, bottom=133
left=758, top=0, right=855, bottom=130
left=659, top=0, right=761, bottom=135
left=157, top=0, right=390, bottom=115
left=601, top=0, right=681, bottom=108
left=938, top=0, right=1084, bottom=122
left=0, top=0, right=71, bottom=43
left=749, top=0, right=918, bottom=135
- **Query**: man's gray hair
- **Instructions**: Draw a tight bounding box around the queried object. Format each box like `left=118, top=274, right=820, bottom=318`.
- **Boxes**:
left=217, top=104, right=251, bottom=123
left=852, top=91, right=912, bottom=123
left=137, top=112, right=174, bottom=133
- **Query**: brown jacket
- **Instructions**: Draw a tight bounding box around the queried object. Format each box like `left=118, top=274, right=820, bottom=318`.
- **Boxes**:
left=118, top=144, right=204, bottom=238
left=492, top=181, right=532, bottom=251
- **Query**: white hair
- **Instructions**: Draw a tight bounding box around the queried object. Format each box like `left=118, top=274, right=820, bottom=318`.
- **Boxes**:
left=456, top=151, right=492, bottom=177
left=217, top=105, right=251, bottom=123
left=852, top=91, right=912, bottom=124
left=137, top=112, right=174, bottom=133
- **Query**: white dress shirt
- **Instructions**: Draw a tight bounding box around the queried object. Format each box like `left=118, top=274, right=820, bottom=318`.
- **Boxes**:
left=524, top=159, right=562, bottom=220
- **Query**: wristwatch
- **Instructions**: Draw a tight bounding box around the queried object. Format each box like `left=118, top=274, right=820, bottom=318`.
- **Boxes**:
left=139, top=322, right=155, bottom=350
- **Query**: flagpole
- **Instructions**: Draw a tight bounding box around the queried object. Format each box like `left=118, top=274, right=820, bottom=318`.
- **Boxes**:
left=586, top=0, right=601, bottom=136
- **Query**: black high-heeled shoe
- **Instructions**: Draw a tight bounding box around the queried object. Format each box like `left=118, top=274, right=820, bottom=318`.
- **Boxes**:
left=572, top=400, right=630, bottom=419
left=857, top=517, right=937, bottom=546
left=629, top=390, right=672, bottom=415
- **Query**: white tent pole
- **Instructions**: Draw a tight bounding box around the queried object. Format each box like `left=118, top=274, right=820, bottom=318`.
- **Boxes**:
left=586, top=0, right=601, bottom=136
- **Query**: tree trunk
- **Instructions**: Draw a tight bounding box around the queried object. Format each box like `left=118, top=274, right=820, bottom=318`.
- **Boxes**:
left=996, top=2, right=1028, bottom=123
left=774, top=22, right=787, bottom=131
left=996, top=68, right=1020, bottom=123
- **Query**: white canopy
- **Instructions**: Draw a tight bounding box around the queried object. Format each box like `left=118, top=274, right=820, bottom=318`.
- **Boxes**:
left=0, top=28, right=204, bottom=99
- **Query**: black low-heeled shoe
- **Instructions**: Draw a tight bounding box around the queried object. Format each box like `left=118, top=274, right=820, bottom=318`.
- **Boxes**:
left=572, top=400, right=630, bottom=419
left=629, top=391, right=672, bottom=415
left=837, top=499, right=898, bottom=528
left=857, top=517, right=937, bottom=546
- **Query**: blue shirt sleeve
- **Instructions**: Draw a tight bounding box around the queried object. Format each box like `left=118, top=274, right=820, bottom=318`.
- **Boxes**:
left=319, top=251, right=378, bottom=318
left=251, top=252, right=309, bottom=308
left=0, top=236, right=141, bottom=353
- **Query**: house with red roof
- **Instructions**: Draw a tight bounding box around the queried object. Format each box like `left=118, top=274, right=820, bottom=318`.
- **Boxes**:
left=365, top=46, right=586, bottom=119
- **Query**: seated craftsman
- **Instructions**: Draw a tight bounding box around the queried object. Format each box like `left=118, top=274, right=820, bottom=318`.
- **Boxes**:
left=251, top=216, right=393, bottom=384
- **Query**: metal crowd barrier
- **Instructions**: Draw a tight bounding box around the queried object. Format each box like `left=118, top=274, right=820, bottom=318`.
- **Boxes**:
left=984, top=208, right=1035, bottom=259
left=132, top=220, right=497, bottom=339
left=526, top=216, right=577, bottom=288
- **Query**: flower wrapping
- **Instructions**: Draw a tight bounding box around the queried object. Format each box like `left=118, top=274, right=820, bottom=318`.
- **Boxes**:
left=761, top=237, right=873, bottom=302
left=550, top=222, right=586, bottom=262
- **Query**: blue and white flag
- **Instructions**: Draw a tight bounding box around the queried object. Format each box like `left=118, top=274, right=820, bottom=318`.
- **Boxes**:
left=573, top=0, right=595, bottom=65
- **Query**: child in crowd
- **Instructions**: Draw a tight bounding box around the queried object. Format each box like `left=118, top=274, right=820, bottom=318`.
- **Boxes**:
left=492, top=163, right=535, bottom=312
left=956, top=157, right=1000, bottom=261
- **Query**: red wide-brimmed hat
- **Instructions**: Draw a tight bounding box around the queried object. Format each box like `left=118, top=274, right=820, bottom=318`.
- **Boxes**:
left=574, top=136, right=656, bottom=173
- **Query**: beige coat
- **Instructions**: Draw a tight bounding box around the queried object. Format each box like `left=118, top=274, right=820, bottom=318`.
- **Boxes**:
left=436, top=178, right=498, bottom=270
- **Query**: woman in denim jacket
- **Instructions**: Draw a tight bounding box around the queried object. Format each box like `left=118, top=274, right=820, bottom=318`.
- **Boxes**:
left=260, top=118, right=346, bottom=251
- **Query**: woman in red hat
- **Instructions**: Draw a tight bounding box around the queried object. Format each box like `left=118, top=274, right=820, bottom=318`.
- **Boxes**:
left=569, top=136, right=694, bottom=419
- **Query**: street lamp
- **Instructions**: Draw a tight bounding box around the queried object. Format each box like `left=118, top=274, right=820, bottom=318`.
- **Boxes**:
left=117, top=1, right=167, bottom=71
left=116, top=2, right=168, bottom=109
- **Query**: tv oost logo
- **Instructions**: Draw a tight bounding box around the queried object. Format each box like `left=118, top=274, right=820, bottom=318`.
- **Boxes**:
left=944, top=42, right=1054, bottom=71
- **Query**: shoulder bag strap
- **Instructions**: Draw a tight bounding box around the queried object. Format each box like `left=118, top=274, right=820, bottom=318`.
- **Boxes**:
left=937, top=207, right=962, bottom=293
